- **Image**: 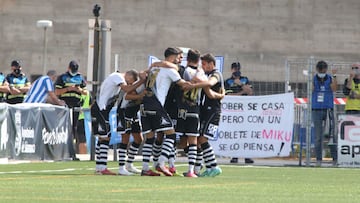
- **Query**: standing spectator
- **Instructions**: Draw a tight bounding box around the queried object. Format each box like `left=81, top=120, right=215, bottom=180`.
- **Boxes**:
left=55, top=60, right=87, bottom=161
left=24, top=70, right=65, bottom=106
left=343, top=63, right=360, bottom=114
left=225, top=62, right=253, bottom=96
left=224, top=62, right=254, bottom=164
left=0, top=72, right=9, bottom=102
left=312, top=60, right=337, bottom=167
left=6, top=60, right=31, bottom=104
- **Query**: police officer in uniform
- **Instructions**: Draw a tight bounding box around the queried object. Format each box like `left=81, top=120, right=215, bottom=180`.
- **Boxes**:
left=6, top=60, right=31, bottom=104
left=55, top=60, right=87, bottom=160
left=225, top=62, right=254, bottom=164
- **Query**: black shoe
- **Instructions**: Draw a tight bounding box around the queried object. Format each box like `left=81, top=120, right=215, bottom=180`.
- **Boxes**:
left=245, top=158, right=254, bottom=164
left=72, top=157, right=80, bottom=161
left=230, top=158, right=238, bottom=163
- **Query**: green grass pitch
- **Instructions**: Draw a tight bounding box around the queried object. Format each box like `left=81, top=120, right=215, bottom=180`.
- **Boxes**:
left=0, top=161, right=359, bottom=203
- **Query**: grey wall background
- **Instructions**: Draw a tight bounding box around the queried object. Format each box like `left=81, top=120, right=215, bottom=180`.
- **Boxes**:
left=0, top=0, right=359, bottom=82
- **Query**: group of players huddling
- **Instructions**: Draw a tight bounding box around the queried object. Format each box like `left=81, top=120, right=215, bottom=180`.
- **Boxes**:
left=92, top=47, right=225, bottom=178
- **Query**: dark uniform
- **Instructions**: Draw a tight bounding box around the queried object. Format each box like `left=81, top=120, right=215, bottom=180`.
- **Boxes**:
left=224, top=73, right=251, bottom=95
left=175, top=65, right=202, bottom=136
left=55, top=63, right=86, bottom=160
left=164, top=65, right=185, bottom=126
left=117, top=93, right=142, bottom=135
left=200, top=69, right=224, bottom=139
left=6, top=72, right=30, bottom=104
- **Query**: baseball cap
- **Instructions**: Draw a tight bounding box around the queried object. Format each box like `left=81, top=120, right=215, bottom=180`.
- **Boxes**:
left=200, top=53, right=216, bottom=65
left=11, top=60, right=21, bottom=68
left=164, top=47, right=181, bottom=58
left=231, top=62, right=241, bottom=70
left=69, top=60, right=79, bottom=73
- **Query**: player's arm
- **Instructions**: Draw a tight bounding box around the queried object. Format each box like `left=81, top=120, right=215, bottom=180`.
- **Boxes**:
left=176, top=79, right=193, bottom=90
left=203, top=87, right=225, bottom=100
left=125, top=90, right=146, bottom=101
left=150, top=61, right=178, bottom=70
left=120, top=81, right=142, bottom=93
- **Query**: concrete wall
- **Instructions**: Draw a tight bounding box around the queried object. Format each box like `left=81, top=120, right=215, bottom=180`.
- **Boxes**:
left=0, top=0, right=360, bottom=82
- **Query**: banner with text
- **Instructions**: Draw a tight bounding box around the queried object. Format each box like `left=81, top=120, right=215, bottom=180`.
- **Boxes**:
left=337, top=115, right=360, bottom=167
left=6, top=103, right=70, bottom=160
left=0, top=105, right=7, bottom=158
left=210, top=92, right=294, bottom=158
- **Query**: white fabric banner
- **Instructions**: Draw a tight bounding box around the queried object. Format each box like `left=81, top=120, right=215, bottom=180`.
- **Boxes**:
left=209, top=92, right=294, bottom=158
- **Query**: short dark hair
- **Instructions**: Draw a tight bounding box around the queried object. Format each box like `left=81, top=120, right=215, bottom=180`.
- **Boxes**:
left=126, top=69, right=139, bottom=81
left=69, top=60, right=79, bottom=72
left=231, top=62, right=241, bottom=70
left=200, top=53, right=216, bottom=65
left=316, top=60, right=328, bottom=70
left=164, top=47, right=180, bottom=58
left=187, top=49, right=200, bottom=63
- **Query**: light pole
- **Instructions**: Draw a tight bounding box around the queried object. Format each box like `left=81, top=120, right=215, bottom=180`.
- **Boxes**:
left=36, top=20, right=53, bottom=75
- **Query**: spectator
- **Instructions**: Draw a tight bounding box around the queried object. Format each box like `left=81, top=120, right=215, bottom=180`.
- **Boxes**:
left=55, top=60, right=87, bottom=161
left=343, top=63, right=360, bottom=114
left=24, top=70, right=65, bottom=106
left=224, top=62, right=253, bottom=96
left=312, top=60, right=337, bottom=167
left=5, top=60, right=31, bottom=104
left=224, top=62, right=254, bottom=164
left=0, top=72, right=9, bottom=102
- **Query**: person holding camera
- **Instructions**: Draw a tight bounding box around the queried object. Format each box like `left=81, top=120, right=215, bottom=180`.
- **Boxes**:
left=343, top=63, right=360, bottom=114
left=55, top=60, right=87, bottom=160
left=312, top=61, right=337, bottom=167
left=224, top=62, right=254, bottom=164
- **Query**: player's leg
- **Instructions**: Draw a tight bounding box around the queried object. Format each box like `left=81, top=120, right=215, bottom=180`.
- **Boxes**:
left=93, top=105, right=115, bottom=175
left=126, top=118, right=143, bottom=174
left=118, top=132, right=133, bottom=175
left=198, top=112, right=222, bottom=177
left=153, top=132, right=163, bottom=169
left=140, top=113, right=160, bottom=176
left=183, top=114, right=200, bottom=178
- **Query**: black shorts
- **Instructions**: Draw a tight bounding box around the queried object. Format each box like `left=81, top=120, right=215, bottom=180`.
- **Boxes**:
left=117, top=108, right=141, bottom=134
left=76, top=119, right=87, bottom=143
left=141, top=105, right=173, bottom=134
left=175, top=106, right=200, bottom=137
left=200, top=106, right=221, bottom=139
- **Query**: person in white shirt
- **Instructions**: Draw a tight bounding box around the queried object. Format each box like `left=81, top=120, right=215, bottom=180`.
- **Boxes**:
left=94, top=70, right=146, bottom=175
